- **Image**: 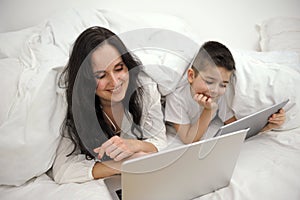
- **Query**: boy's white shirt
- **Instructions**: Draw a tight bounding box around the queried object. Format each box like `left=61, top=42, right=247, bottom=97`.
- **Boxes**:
left=165, top=77, right=234, bottom=126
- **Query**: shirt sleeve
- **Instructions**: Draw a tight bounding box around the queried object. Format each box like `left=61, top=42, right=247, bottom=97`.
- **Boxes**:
left=52, top=135, right=96, bottom=184
left=165, top=89, right=191, bottom=125
left=139, top=74, right=168, bottom=151
left=218, top=87, right=235, bottom=122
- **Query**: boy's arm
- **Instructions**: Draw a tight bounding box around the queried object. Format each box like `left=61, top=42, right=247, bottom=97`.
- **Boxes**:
left=224, top=116, right=237, bottom=124
left=173, top=108, right=215, bottom=144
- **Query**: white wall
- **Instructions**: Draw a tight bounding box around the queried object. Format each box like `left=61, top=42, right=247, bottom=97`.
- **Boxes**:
left=0, top=0, right=299, bottom=50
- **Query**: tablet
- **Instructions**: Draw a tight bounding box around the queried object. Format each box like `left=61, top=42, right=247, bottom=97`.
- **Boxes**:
left=214, top=99, right=289, bottom=139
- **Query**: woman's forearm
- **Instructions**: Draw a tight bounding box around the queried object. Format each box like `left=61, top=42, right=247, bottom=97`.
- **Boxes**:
left=92, top=161, right=120, bottom=179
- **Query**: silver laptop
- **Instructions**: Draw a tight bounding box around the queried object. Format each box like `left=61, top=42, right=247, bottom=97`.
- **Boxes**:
left=214, top=99, right=289, bottom=139
left=104, top=129, right=248, bottom=200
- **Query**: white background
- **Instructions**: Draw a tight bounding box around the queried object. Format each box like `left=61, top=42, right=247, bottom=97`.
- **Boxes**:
left=0, top=0, right=299, bottom=50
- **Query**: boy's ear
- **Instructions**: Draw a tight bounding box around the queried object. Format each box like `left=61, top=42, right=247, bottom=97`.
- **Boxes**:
left=187, top=68, right=195, bottom=84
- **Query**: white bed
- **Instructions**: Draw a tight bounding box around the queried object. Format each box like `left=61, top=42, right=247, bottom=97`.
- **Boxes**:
left=0, top=8, right=300, bottom=200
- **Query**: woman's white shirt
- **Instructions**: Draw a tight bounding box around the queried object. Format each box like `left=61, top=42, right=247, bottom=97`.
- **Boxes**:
left=52, top=72, right=167, bottom=184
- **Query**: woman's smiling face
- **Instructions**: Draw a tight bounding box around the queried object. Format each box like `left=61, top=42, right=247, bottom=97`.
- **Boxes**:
left=91, top=44, right=129, bottom=106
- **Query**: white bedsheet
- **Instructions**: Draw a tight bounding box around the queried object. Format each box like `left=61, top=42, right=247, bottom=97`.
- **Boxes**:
left=1, top=126, right=300, bottom=200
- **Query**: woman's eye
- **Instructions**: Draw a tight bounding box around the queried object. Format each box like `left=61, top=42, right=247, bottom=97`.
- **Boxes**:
left=95, top=73, right=105, bottom=79
left=115, top=64, right=124, bottom=71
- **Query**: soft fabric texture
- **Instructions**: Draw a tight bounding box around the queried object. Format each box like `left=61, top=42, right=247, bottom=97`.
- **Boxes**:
left=0, top=58, right=22, bottom=125
left=257, top=17, right=300, bottom=55
left=138, top=50, right=194, bottom=96
left=0, top=25, right=42, bottom=59
left=228, top=50, right=300, bottom=130
left=0, top=40, right=66, bottom=185
left=124, top=28, right=199, bottom=96
left=1, top=126, right=300, bottom=200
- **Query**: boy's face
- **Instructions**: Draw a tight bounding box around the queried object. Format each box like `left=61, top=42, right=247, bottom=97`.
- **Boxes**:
left=187, top=66, right=232, bottom=101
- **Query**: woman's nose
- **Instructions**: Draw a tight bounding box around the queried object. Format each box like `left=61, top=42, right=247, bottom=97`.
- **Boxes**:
left=109, top=73, right=119, bottom=86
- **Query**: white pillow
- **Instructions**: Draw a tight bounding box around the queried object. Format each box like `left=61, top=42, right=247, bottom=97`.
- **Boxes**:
left=229, top=50, right=300, bottom=130
left=0, top=28, right=67, bottom=186
left=100, top=9, right=199, bottom=42
left=257, top=17, right=300, bottom=55
left=43, top=8, right=199, bottom=96
left=138, top=51, right=190, bottom=95
left=125, top=28, right=199, bottom=96
left=43, top=8, right=199, bottom=57
left=0, top=67, right=65, bottom=186
left=44, top=8, right=110, bottom=56
left=0, top=26, right=41, bottom=59
left=234, top=49, right=300, bottom=73
left=0, top=58, right=22, bottom=125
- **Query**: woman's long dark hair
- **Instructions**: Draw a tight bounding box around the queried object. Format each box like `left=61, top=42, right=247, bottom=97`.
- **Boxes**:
left=59, top=26, right=144, bottom=159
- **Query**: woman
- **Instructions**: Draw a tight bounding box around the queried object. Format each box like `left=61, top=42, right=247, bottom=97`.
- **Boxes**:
left=52, top=26, right=167, bottom=184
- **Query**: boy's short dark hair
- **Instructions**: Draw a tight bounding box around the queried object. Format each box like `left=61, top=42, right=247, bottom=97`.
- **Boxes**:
left=192, top=41, right=235, bottom=75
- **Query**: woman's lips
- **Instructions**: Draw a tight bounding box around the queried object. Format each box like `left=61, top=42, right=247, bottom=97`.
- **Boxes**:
left=109, top=83, right=123, bottom=94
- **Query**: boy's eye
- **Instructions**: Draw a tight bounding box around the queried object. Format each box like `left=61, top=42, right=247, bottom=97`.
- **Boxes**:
left=220, top=84, right=227, bottom=88
left=205, top=80, right=214, bottom=85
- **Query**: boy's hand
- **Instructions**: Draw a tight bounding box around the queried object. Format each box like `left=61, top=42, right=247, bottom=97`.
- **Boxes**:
left=267, top=108, right=286, bottom=129
left=262, top=108, right=286, bottom=131
left=193, top=93, right=217, bottom=110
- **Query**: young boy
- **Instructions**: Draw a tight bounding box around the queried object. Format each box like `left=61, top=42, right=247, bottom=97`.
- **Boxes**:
left=164, top=41, right=285, bottom=144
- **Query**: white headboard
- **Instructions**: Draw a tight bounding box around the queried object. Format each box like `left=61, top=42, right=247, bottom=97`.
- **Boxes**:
left=0, top=0, right=299, bottom=50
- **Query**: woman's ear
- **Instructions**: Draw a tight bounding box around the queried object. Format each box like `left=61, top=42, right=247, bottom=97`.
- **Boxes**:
left=187, top=68, right=195, bottom=84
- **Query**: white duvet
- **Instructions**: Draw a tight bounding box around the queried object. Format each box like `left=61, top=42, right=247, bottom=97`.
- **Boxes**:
left=1, top=126, right=300, bottom=200
left=0, top=8, right=300, bottom=200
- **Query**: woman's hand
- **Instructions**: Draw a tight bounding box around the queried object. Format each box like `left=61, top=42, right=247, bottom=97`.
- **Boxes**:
left=93, top=136, right=140, bottom=161
left=193, top=94, right=217, bottom=110
left=92, top=151, right=151, bottom=179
